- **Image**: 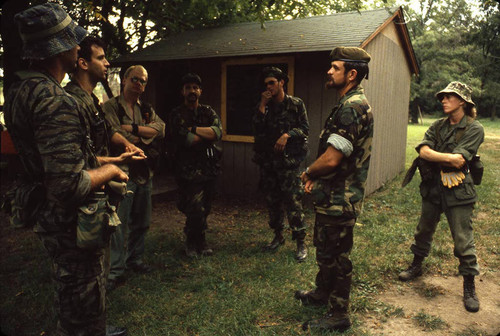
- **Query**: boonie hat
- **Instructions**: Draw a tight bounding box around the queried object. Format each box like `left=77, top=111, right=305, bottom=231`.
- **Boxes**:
left=330, top=47, right=371, bottom=63
left=15, top=3, right=87, bottom=60
left=261, top=66, right=289, bottom=84
left=181, top=73, right=202, bottom=86
left=436, top=81, right=475, bottom=106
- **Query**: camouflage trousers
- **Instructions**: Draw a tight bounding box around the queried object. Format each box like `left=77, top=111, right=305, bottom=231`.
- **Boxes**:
left=37, top=230, right=106, bottom=336
left=176, top=178, right=217, bottom=241
left=259, top=166, right=306, bottom=240
left=411, top=199, right=479, bottom=275
left=313, top=214, right=354, bottom=314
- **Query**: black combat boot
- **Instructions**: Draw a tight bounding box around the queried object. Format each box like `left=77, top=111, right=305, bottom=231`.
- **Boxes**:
left=106, top=325, right=127, bottom=336
left=263, top=231, right=285, bottom=251
left=463, top=275, right=480, bottom=312
left=302, top=311, right=351, bottom=332
left=185, top=233, right=198, bottom=258
left=399, top=254, right=424, bottom=281
left=294, top=289, right=328, bottom=306
left=295, top=238, right=307, bottom=262
left=198, top=232, right=213, bottom=256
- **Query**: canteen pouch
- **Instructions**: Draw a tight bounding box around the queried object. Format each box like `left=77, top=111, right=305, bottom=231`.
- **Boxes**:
left=76, top=192, right=121, bottom=249
left=469, top=155, right=483, bottom=185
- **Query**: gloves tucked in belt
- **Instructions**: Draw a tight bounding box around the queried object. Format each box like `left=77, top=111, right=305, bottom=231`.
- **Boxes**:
left=440, top=170, right=466, bottom=188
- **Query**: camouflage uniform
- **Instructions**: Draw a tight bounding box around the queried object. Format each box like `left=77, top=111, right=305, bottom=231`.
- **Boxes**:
left=311, top=84, right=373, bottom=315
left=65, top=80, right=115, bottom=157
left=103, top=95, right=165, bottom=280
left=411, top=114, right=484, bottom=275
left=4, top=70, right=106, bottom=335
left=252, top=95, right=309, bottom=240
left=169, top=104, right=223, bottom=245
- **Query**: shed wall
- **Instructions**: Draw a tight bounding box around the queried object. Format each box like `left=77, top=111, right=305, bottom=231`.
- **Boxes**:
left=145, top=21, right=413, bottom=197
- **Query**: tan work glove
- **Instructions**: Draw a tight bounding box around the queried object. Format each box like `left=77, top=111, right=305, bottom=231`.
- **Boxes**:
left=440, top=170, right=466, bottom=188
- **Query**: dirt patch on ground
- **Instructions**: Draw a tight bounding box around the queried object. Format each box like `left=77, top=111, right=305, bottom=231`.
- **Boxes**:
left=362, top=274, right=500, bottom=336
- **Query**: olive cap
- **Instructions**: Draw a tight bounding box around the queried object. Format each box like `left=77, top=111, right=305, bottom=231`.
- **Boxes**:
left=330, top=47, right=371, bottom=63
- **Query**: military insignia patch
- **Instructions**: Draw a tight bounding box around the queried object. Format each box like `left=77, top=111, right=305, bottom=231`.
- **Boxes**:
left=340, top=112, right=354, bottom=126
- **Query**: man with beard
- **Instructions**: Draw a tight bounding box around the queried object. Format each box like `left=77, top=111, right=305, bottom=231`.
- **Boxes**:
left=4, top=3, right=128, bottom=335
left=169, top=73, right=223, bottom=257
left=103, top=65, right=165, bottom=290
left=252, top=66, right=309, bottom=261
left=296, top=47, right=373, bottom=332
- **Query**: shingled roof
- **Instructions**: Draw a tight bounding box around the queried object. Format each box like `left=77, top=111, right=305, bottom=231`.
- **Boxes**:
left=114, top=6, right=417, bottom=73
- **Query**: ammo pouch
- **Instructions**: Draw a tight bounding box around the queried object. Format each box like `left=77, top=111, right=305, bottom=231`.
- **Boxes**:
left=1, top=182, right=44, bottom=228
left=469, top=155, right=483, bottom=185
left=76, top=191, right=121, bottom=250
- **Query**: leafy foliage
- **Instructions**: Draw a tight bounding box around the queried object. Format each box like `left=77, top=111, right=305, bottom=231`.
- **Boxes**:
left=402, top=0, right=500, bottom=119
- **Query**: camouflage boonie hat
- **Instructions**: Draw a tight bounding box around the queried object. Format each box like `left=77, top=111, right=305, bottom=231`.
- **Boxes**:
left=330, top=47, right=371, bottom=63
left=436, top=81, right=475, bottom=106
left=15, top=3, right=87, bottom=60
left=261, top=66, right=289, bottom=84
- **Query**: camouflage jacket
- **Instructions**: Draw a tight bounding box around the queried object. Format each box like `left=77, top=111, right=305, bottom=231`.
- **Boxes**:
left=416, top=115, right=484, bottom=207
left=169, top=104, right=223, bottom=181
left=252, top=95, right=309, bottom=169
left=65, top=80, right=114, bottom=157
left=313, top=85, right=373, bottom=220
left=3, top=70, right=93, bottom=232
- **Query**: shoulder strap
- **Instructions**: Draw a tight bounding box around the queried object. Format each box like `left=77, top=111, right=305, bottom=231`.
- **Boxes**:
left=455, top=116, right=474, bottom=143
left=116, top=99, right=127, bottom=124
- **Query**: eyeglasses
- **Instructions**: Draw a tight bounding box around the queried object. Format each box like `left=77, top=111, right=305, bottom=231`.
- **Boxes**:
left=265, top=80, right=278, bottom=86
left=131, top=76, right=147, bottom=85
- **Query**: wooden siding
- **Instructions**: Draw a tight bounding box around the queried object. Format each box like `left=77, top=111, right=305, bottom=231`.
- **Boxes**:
left=363, top=22, right=412, bottom=194
left=145, top=20, right=413, bottom=197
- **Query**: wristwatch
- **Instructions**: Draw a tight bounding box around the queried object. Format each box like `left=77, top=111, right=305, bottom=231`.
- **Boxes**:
left=305, top=167, right=311, bottom=177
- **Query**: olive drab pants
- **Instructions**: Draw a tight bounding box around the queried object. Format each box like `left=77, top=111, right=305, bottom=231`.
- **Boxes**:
left=313, top=215, right=354, bottom=313
left=260, top=166, right=306, bottom=240
left=411, top=199, right=479, bottom=276
left=109, top=179, right=152, bottom=280
left=38, top=231, right=106, bottom=336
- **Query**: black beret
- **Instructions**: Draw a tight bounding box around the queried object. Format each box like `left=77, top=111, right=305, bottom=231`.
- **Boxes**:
left=181, top=73, right=202, bottom=86
left=261, top=66, right=289, bottom=83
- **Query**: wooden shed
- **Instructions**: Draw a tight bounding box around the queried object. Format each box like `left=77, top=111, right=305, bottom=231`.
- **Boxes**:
left=112, top=6, right=419, bottom=196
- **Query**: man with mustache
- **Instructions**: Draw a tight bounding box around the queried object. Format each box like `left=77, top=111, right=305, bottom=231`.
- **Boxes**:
left=169, top=73, right=223, bottom=257
left=103, top=65, right=165, bottom=290
left=252, top=66, right=309, bottom=261
left=297, top=47, right=373, bottom=332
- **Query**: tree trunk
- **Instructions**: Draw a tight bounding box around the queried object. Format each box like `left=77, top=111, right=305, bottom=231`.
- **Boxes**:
left=1, top=0, right=30, bottom=95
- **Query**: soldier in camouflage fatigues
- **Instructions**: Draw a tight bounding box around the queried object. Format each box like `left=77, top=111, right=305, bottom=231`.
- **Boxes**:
left=297, top=47, right=373, bottom=333
left=169, top=73, right=223, bottom=257
left=399, top=82, right=484, bottom=313
left=4, top=4, right=128, bottom=336
left=253, top=67, right=309, bottom=261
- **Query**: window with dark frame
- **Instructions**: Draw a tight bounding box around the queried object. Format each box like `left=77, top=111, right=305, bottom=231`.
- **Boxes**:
left=221, top=56, right=294, bottom=143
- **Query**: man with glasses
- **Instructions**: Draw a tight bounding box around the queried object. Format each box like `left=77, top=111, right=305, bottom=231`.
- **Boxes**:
left=252, top=66, right=309, bottom=261
left=103, top=65, right=165, bottom=291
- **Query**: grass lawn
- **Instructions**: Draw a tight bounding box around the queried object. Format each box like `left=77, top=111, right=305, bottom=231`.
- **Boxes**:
left=1, top=117, right=499, bottom=336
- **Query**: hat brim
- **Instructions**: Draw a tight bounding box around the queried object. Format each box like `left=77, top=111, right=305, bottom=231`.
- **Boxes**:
left=436, top=89, right=475, bottom=106
left=22, top=20, right=87, bottom=60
